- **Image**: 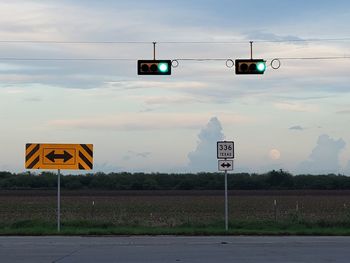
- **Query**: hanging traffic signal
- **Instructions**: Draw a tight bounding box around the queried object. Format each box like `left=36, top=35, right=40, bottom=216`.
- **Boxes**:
left=138, top=60, right=171, bottom=75
left=235, top=59, right=266, bottom=75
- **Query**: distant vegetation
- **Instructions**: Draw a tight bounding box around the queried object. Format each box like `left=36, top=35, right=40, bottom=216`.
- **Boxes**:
left=1, top=170, right=350, bottom=190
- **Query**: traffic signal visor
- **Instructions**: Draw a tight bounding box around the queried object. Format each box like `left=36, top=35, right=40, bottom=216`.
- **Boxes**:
left=235, top=59, right=266, bottom=74
left=138, top=60, right=171, bottom=75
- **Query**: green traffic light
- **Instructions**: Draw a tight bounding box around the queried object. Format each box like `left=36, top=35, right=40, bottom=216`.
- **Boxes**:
left=138, top=60, right=171, bottom=75
left=158, top=63, right=169, bottom=73
left=256, top=62, right=266, bottom=72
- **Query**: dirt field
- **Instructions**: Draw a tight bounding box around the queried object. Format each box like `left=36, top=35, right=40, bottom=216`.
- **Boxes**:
left=1, top=190, right=350, bottom=226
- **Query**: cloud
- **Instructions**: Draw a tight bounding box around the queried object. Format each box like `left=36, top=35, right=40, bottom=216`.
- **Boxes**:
left=0, top=1, right=348, bottom=101
left=187, top=117, right=225, bottom=172
left=336, top=110, right=350, bottom=114
left=344, top=161, right=350, bottom=176
left=123, top=151, right=151, bottom=161
left=143, top=95, right=205, bottom=105
left=274, top=102, right=319, bottom=112
left=47, top=112, right=251, bottom=131
left=244, top=31, right=304, bottom=42
left=298, top=134, right=346, bottom=174
left=23, top=97, right=42, bottom=102
left=289, top=125, right=304, bottom=131
left=93, top=162, right=123, bottom=173
left=106, top=80, right=207, bottom=91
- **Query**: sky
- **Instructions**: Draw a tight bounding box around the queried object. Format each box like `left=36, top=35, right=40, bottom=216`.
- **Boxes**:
left=1, top=0, right=350, bottom=174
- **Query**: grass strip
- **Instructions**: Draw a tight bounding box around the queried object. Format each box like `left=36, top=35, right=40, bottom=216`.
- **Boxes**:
left=1, top=219, right=350, bottom=236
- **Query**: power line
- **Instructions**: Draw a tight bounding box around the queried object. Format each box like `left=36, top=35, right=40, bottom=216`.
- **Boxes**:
left=0, top=37, right=350, bottom=45
left=0, top=57, right=135, bottom=61
left=248, top=38, right=350, bottom=43
left=174, top=56, right=350, bottom=61
left=269, top=56, right=350, bottom=60
left=161, top=38, right=350, bottom=44
left=173, top=58, right=229, bottom=61
left=0, top=40, right=151, bottom=44
left=0, top=56, right=349, bottom=62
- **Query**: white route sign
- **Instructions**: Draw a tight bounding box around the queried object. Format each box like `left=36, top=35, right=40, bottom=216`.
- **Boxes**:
left=218, top=160, right=234, bottom=171
left=217, top=141, right=234, bottom=159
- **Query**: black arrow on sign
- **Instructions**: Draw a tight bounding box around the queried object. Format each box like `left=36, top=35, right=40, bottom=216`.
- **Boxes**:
left=46, top=150, right=73, bottom=163
left=221, top=162, right=231, bottom=168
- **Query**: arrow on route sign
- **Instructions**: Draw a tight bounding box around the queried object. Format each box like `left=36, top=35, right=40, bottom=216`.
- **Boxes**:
left=218, top=160, right=234, bottom=171
left=25, top=143, right=93, bottom=170
left=45, top=150, right=73, bottom=163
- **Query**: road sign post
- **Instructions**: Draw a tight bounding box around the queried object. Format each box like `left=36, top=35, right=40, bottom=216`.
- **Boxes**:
left=25, top=143, right=93, bottom=232
left=57, top=169, right=61, bottom=232
left=217, top=141, right=234, bottom=232
left=224, top=166, right=228, bottom=231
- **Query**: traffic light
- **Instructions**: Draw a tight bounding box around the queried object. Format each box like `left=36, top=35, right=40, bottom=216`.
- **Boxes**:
left=235, top=59, right=266, bottom=75
left=138, top=60, right=171, bottom=75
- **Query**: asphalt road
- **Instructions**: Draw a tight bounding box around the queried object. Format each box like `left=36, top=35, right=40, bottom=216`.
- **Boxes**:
left=0, top=236, right=350, bottom=263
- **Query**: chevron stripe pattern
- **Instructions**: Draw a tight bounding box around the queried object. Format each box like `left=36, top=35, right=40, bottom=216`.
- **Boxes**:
left=25, top=143, right=93, bottom=170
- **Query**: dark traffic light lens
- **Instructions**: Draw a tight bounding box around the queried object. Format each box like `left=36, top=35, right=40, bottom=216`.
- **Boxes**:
left=150, top=64, right=158, bottom=72
left=249, top=64, right=257, bottom=71
left=240, top=63, right=248, bottom=72
left=141, top=64, right=149, bottom=72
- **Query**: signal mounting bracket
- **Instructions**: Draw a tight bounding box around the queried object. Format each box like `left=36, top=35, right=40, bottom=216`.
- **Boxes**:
left=250, top=41, right=253, bottom=59
left=153, top=42, right=156, bottom=60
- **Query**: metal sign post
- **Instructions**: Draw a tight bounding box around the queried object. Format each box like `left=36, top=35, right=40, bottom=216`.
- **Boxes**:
left=57, top=169, right=61, bottom=232
left=224, top=163, right=228, bottom=231
left=25, top=143, right=94, bottom=233
left=217, top=140, right=235, bottom=232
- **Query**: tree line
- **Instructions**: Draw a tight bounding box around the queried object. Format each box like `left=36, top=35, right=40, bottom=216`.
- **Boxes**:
left=0, top=170, right=350, bottom=190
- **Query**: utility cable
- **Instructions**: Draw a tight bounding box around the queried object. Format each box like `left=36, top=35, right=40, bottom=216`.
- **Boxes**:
left=0, top=56, right=349, bottom=62
left=0, top=37, right=350, bottom=45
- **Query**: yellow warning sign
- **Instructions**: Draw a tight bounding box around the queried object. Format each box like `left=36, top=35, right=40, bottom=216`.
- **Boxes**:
left=25, top=143, right=93, bottom=170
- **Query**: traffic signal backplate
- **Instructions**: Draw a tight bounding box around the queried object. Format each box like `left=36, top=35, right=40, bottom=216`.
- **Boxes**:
left=235, top=59, right=266, bottom=75
left=138, top=60, right=172, bottom=75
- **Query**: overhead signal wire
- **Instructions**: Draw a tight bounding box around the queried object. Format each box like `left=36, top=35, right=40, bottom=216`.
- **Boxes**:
left=159, top=38, right=350, bottom=44
left=0, top=40, right=151, bottom=44
left=0, top=37, right=349, bottom=62
left=0, top=56, right=349, bottom=62
left=0, top=57, right=135, bottom=61
left=269, top=56, right=350, bottom=60
left=0, top=37, right=350, bottom=45
left=172, top=56, right=350, bottom=63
